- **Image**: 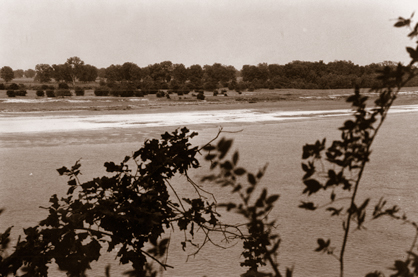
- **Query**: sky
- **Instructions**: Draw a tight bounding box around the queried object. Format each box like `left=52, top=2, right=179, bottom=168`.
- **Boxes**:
left=1, top=0, right=417, bottom=71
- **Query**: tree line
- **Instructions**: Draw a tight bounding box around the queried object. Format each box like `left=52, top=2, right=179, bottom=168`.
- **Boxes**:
left=2, top=59, right=418, bottom=91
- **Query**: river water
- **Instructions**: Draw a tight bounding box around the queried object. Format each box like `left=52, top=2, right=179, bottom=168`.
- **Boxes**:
left=1, top=106, right=418, bottom=276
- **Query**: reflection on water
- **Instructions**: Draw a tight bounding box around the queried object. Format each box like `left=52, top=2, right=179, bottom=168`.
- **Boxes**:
left=1, top=110, right=418, bottom=276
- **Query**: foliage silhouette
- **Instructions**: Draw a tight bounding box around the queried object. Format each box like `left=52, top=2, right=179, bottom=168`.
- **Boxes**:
left=299, top=12, right=418, bottom=277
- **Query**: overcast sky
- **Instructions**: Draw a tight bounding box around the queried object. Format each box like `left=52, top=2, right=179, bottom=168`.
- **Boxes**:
left=1, top=0, right=417, bottom=70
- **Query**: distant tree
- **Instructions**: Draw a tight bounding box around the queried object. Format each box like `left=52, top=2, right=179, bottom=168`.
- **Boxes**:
left=105, top=64, right=123, bottom=82
left=52, top=64, right=72, bottom=83
left=35, top=64, right=53, bottom=83
left=0, top=66, right=14, bottom=83
left=147, top=61, right=173, bottom=83
left=24, top=69, right=36, bottom=78
left=121, top=62, right=141, bottom=82
left=65, top=57, right=85, bottom=88
left=188, top=64, right=204, bottom=86
left=97, top=67, right=106, bottom=79
left=78, top=64, right=98, bottom=82
left=172, top=63, right=188, bottom=84
left=13, top=69, right=24, bottom=78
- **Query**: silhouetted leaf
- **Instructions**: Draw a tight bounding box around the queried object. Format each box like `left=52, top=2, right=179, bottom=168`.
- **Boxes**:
left=299, top=201, right=317, bottom=210
left=266, top=195, right=279, bottom=205
left=234, top=167, right=246, bottom=176
left=303, top=179, right=322, bottom=195
left=57, top=166, right=70, bottom=175
left=247, top=173, right=256, bottom=186
left=232, top=151, right=239, bottom=165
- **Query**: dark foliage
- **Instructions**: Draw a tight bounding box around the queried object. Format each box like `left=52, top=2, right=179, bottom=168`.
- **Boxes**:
left=36, top=90, right=45, bottom=97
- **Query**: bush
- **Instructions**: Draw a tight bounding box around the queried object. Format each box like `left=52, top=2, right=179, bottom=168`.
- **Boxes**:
left=46, top=90, right=56, bottom=97
left=0, top=83, right=5, bottom=90
left=7, top=83, right=19, bottom=90
left=58, top=83, right=70, bottom=89
left=197, top=92, right=205, bottom=100
left=41, top=84, right=49, bottom=90
left=179, top=85, right=190, bottom=95
left=110, top=90, right=120, bottom=97
left=156, top=91, right=165, bottom=98
left=55, top=90, right=72, bottom=97
left=75, top=87, right=85, bottom=96
left=36, top=90, right=45, bottom=97
left=176, top=91, right=184, bottom=96
left=120, top=90, right=135, bottom=97
left=213, top=90, right=218, bottom=96
left=134, top=90, right=144, bottom=97
left=94, top=89, right=109, bottom=96
left=15, top=90, right=27, bottom=96
left=6, top=90, right=15, bottom=97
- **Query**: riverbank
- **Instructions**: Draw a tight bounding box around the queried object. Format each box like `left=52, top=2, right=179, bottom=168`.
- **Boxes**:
left=2, top=87, right=418, bottom=115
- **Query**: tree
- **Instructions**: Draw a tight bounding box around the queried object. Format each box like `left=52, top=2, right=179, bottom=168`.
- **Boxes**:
left=35, top=64, right=53, bottom=83
left=24, top=69, right=36, bottom=78
left=105, top=64, right=123, bottom=83
left=52, top=64, right=72, bottom=83
left=78, top=64, right=98, bottom=82
left=0, top=66, right=14, bottom=83
left=13, top=69, right=24, bottom=78
left=298, top=14, right=418, bottom=277
left=172, top=63, right=188, bottom=84
left=65, top=56, right=85, bottom=88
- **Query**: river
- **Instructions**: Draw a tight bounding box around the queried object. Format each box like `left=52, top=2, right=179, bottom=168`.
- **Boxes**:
left=1, top=105, right=418, bottom=276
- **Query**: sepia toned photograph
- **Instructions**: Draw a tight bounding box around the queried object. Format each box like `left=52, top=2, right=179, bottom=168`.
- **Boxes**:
left=1, top=1, right=418, bottom=276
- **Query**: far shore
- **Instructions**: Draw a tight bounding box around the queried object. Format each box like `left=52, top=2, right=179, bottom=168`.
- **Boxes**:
left=2, top=87, right=418, bottom=116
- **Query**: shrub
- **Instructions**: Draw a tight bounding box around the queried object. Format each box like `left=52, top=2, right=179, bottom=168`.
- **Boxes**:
left=15, top=90, right=27, bottom=96
left=156, top=91, right=165, bottom=98
left=221, top=89, right=227, bottom=93
left=213, top=90, right=218, bottom=96
left=55, top=90, right=72, bottom=97
left=120, top=90, right=135, bottom=97
left=176, top=91, right=184, bottom=96
left=197, top=92, right=205, bottom=100
left=0, top=83, right=5, bottom=90
left=36, top=90, right=45, bottom=97
left=58, top=83, right=70, bottom=89
left=6, top=90, right=15, bottom=97
left=41, top=84, right=49, bottom=90
left=94, top=88, right=109, bottom=96
left=75, top=88, right=85, bottom=96
left=179, top=85, right=190, bottom=95
left=134, top=90, right=144, bottom=97
left=46, top=90, right=55, bottom=97
left=228, top=83, right=235, bottom=90
left=7, top=83, right=19, bottom=90
left=110, top=90, right=120, bottom=97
